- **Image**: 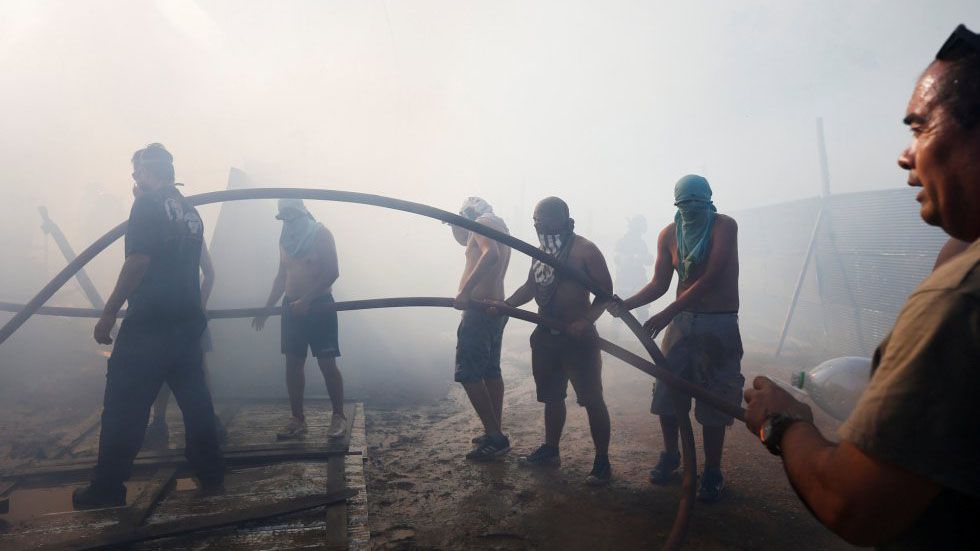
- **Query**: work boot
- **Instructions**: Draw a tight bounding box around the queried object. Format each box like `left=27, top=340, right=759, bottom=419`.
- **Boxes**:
left=697, top=467, right=725, bottom=503
left=327, top=413, right=347, bottom=439
left=276, top=417, right=308, bottom=440
left=518, top=444, right=560, bottom=468
left=195, top=478, right=225, bottom=498
left=72, top=483, right=126, bottom=510
left=649, top=451, right=680, bottom=485
left=465, top=434, right=511, bottom=462
left=143, top=420, right=169, bottom=450
left=586, top=455, right=612, bottom=486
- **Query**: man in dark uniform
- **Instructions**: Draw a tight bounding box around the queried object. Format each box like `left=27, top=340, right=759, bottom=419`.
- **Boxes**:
left=73, top=144, right=224, bottom=508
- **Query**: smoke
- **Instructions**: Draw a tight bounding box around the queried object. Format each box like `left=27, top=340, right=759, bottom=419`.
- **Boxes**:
left=1, top=2, right=978, bottom=409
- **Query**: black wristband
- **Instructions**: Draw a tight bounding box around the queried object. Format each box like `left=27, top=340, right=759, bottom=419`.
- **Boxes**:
left=760, top=413, right=805, bottom=456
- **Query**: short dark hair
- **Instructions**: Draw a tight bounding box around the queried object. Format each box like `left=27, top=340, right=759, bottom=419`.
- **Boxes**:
left=536, top=196, right=570, bottom=220
left=933, top=26, right=980, bottom=130
left=132, top=143, right=175, bottom=183
left=933, top=53, right=980, bottom=130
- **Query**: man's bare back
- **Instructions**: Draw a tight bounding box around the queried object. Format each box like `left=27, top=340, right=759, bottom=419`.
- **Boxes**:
left=459, top=215, right=511, bottom=302
left=283, top=226, right=337, bottom=299
left=658, top=213, right=739, bottom=313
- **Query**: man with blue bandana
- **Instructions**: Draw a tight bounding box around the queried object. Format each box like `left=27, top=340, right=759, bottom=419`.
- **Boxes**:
left=252, top=199, right=346, bottom=441
left=609, top=174, right=742, bottom=502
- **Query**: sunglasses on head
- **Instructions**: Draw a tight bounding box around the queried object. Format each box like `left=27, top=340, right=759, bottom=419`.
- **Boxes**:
left=936, top=24, right=980, bottom=61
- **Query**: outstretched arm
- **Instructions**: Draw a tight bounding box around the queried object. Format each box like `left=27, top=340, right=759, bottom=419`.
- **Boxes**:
left=744, top=377, right=939, bottom=546
left=94, top=253, right=150, bottom=344
left=505, top=271, right=535, bottom=308
left=583, top=243, right=613, bottom=323
left=621, top=226, right=674, bottom=310
left=252, top=253, right=286, bottom=330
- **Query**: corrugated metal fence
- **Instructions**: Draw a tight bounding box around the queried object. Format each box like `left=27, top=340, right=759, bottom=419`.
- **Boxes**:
left=734, top=187, right=948, bottom=359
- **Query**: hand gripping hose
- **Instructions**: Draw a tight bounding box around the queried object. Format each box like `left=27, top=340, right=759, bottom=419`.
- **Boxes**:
left=0, top=188, right=747, bottom=549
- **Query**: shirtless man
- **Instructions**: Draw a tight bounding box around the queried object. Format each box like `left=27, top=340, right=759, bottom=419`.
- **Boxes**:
left=503, top=197, right=614, bottom=485
left=252, top=199, right=345, bottom=440
left=609, top=174, right=742, bottom=502
left=451, top=197, right=512, bottom=461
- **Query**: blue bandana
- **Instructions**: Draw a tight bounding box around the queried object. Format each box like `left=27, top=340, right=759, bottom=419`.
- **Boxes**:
left=673, top=175, right=716, bottom=282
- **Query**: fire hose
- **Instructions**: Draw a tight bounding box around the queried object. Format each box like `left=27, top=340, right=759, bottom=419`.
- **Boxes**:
left=0, top=188, right=747, bottom=550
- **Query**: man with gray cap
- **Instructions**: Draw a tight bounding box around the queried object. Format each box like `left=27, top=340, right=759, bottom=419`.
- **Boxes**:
left=609, top=174, right=742, bottom=502
left=451, top=197, right=512, bottom=461
left=252, top=199, right=345, bottom=440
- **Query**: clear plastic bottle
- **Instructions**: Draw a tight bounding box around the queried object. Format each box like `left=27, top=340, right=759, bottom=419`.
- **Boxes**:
left=792, top=357, right=872, bottom=421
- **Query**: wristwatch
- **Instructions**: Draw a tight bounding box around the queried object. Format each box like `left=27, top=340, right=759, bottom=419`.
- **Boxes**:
left=759, top=413, right=806, bottom=456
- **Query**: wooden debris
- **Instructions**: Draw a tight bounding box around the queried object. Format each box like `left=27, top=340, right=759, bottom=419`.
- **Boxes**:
left=51, top=489, right=357, bottom=551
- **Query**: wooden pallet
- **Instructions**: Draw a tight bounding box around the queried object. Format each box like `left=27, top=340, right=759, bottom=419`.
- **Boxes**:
left=0, top=400, right=368, bottom=550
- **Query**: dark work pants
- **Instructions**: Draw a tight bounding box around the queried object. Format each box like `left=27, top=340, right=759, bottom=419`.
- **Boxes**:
left=92, top=319, right=224, bottom=488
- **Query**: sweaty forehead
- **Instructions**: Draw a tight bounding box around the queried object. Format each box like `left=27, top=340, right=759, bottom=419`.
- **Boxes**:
left=906, top=63, right=945, bottom=122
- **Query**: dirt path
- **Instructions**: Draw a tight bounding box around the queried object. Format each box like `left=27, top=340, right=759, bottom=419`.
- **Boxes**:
left=364, top=346, right=857, bottom=551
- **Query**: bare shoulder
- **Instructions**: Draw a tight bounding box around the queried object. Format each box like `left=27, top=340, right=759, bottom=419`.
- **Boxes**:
left=572, top=235, right=605, bottom=260
left=317, top=225, right=335, bottom=240
left=658, top=223, right=675, bottom=247
left=715, top=214, right=738, bottom=230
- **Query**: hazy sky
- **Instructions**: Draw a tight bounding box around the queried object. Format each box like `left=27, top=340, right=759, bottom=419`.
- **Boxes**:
left=1, top=1, right=977, bottom=301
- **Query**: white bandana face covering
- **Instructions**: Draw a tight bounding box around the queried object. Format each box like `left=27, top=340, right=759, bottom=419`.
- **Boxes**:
left=533, top=233, right=564, bottom=286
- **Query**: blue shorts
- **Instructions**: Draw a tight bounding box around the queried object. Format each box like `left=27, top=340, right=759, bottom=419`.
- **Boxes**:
left=281, top=294, right=341, bottom=359
left=651, top=311, right=744, bottom=427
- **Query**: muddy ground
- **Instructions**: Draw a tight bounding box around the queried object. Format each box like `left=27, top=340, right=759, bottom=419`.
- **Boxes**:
left=1, top=330, right=857, bottom=550
left=364, top=343, right=857, bottom=551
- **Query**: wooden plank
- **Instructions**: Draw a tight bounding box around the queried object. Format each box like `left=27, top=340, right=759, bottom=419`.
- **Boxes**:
left=49, top=489, right=357, bottom=551
left=4, top=446, right=352, bottom=481
left=324, top=454, right=347, bottom=549
left=0, top=480, right=17, bottom=498
left=121, top=467, right=178, bottom=528
left=41, top=408, right=103, bottom=460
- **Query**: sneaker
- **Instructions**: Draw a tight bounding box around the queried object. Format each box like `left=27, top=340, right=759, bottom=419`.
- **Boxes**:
left=518, top=444, right=560, bottom=468
left=327, top=414, right=347, bottom=439
left=649, top=451, right=680, bottom=485
left=143, top=420, right=169, bottom=450
left=586, top=456, right=612, bottom=486
left=72, top=483, right=126, bottom=510
left=471, top=434, right=489, bottom=445
left=276, top=418, right=308, bottom=440
left=697, top=467, right=725, bottom=503
left=465, top=434, right=511, bottom=462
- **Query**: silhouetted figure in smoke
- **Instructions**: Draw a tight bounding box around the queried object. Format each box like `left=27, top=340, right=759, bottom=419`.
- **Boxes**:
left=252, top=199, right=346, bottom=440
left=450, top=197, right=512, bottom=461
left=143, top=238, right=224, bottom=449
left=609, top=175, right=742, bottom=503
left=503, top=197, right=614, bottom=485
left=613, top=215, right=654, bottom=322
left=73, top=144, right=223, bottom=509
left=743, top=25, right=980, bottom=549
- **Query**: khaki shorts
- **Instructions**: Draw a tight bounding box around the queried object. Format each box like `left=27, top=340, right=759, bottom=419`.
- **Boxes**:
left=651, top=311, right=744, bottom=427
left=530, top=326, right=604, bottom=407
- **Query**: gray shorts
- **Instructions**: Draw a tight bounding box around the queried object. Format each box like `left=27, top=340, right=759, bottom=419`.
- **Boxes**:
left=454, top=309, right=507, bottom=383
left=651, top=311, right=744, bottom=427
